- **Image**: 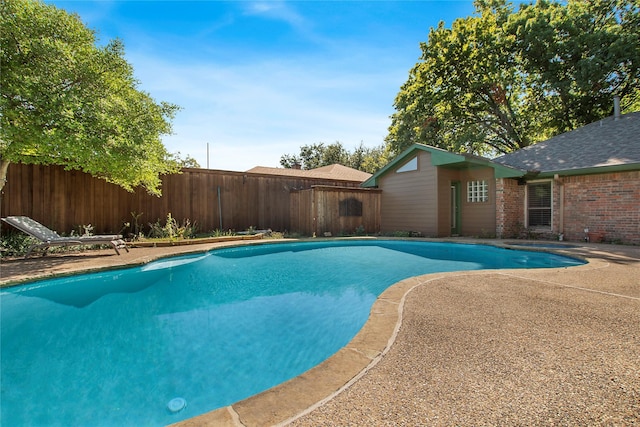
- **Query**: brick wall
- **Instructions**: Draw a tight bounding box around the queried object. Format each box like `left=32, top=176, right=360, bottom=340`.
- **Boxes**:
left=495, top=178, right=525, bottom=239
left=560, top=171, right=640, bottom=244
left=496, top=171, right=640, bottom=244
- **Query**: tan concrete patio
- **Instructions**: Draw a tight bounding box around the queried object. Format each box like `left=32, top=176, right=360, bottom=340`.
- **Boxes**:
left=1, top=239, right=638, bottom=426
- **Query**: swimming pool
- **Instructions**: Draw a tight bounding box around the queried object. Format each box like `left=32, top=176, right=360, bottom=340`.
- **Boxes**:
left=0, top=240, right=584, bottom=426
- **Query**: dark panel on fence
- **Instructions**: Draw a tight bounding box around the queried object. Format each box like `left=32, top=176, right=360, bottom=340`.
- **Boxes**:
left=0, top=163, right=365, bottom=237
left=290, top=186, right=381, bottom=236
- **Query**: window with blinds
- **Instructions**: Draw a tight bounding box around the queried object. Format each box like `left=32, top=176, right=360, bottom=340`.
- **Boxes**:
left=527, top=182, right=552, bottom=227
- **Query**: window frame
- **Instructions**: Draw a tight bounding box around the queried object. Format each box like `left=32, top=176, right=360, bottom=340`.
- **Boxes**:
left=525, top=180, right=553, bottom=230
left=466, top=180, right=489, bottom=203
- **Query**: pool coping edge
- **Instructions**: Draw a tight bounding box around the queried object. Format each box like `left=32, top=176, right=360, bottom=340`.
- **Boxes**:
left=171, top=255, right=603, bottom=427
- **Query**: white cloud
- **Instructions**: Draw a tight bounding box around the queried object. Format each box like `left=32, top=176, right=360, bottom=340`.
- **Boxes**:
left=46, top=0, right=478, bottom=172
left=130, top=50, right=401, bottom=171
left=242, top=1, right=308, bottom=30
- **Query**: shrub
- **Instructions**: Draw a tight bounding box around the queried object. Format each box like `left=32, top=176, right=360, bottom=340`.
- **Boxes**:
left=0, top=231, right=39, bottom=257
left=147, top=213, right=198, bottom=240
left=209, top=229, right=235, bottom=237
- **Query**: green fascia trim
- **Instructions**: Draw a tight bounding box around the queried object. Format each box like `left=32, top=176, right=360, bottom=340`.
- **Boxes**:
left=429, top=150, right=466, bottom=165
left=493, top=163, right=527, bottom=178
left=436, top=157, right=525, bottom=178
left=362, top=143, right=524, bottom=187
left=362, top=143, right=468, bottom=187
left=534, top=163, right=640, bottom=178
left=361, top=143, right=427, bottom=187
left=361, top=174, right=379, bottom=188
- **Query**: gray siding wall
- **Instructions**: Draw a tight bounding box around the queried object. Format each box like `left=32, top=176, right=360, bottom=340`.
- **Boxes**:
left=379, top=151, right=438, bottom=235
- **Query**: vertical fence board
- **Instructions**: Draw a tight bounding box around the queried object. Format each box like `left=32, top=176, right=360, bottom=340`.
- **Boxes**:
left=295, top=186, right=382, bottom=236
left=1, top=164, right=373, bottom=237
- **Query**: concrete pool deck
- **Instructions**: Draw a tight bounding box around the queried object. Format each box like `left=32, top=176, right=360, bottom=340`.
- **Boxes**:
left=1, top=238, right=638, bottom=426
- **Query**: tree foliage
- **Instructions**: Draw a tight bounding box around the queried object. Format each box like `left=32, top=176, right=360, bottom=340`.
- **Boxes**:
left=0, top=0, right=181, bottom=195
left=171, top=152, right=201, bottom=169
left=280, top=142, right=390, bottom=174
left=387, top=0, right=640, bottom=156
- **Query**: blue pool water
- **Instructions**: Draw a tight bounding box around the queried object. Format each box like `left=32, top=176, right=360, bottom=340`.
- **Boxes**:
left=0, top=240, right=583, bottom=426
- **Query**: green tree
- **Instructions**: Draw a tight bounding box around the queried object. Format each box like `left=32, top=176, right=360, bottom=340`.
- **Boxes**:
left=280, top=141, right=390, bottom=174
left=347, top=142, right=391, bottom=174
left=510, top=0, right=640, bottom=133
left=321, top=142, right=349, bottom=167
left=172, top=152, right=200, bottom=169
left=0, top=0, right=181, bottom=195
left=280, top=142, right=347, bottom=170
left=622, top=87, right=640, bottom=111
left=279, top=153, right=302, bottom=169
left=387, top=0, right=640, bottom=156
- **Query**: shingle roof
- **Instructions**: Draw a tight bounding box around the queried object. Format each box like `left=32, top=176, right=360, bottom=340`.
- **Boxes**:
left=246, top=164, right=372, bottom=182
left=493, top=112, right=640, bottom=174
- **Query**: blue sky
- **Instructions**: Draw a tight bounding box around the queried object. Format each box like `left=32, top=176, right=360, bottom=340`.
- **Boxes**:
left=47, top=1, right=477, bottom=171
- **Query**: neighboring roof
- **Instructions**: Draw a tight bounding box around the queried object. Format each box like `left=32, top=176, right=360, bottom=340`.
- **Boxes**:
left=494, top=112, right=640, bottom=177
left=362, top=143, right=524, bottom=188
left=246, top=164, right=372, bottom=182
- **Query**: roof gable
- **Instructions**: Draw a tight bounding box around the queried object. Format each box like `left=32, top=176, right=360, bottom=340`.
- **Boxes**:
left=494, top=112, right=640, bottom=176
left=362, top=144, right=524, bottom=187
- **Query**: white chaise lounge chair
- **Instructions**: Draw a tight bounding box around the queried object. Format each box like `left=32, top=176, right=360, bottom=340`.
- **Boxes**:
left=1, top=216, right=128, bottom=257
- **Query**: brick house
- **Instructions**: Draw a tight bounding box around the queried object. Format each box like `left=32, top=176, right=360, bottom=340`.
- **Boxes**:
left=363, top=109, right=640, bottom=244
left=494, top=110, right=640, bottom=244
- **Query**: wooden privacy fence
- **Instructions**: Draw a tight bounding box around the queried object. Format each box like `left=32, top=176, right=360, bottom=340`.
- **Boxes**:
left=290, top=186, right=382, bottom=236
left=0, top=163, right=369, bottom=236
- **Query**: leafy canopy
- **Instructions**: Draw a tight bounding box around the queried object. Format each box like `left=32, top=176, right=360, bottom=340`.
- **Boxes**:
left=280, top=142, right=390, bottom=174
left=387, top=0, right=640, bottom=157
left=0, top=0, right=181, bottom=195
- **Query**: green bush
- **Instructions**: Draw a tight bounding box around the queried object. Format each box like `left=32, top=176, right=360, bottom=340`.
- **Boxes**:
left=147, top=213, right=198, bottom=240
left=209, top=229, right=235, bottom=237
left=388, top=231, right=412, bottom=237
left=0, top=231, right=39, bottom=257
